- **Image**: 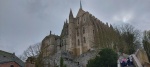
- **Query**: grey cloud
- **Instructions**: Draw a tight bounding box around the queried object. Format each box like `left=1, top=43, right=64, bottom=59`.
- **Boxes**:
left=82, top=0, right=150, bottom=30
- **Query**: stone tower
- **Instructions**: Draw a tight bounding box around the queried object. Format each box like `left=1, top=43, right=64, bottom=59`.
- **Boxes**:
left=68, top=9, right=77, bottom=56
left=66, top=2, right=96, bottom=56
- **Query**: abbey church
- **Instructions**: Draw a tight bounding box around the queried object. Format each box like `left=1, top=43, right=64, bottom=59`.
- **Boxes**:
left=24, top=1, right=150, bottom=67
left=41, top=1, right=114, bottom=57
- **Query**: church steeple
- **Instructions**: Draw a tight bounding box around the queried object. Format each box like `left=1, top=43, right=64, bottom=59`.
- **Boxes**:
left=80, top=0, right=82, bottom=9
left=69, top=9, right=74, bottom=19
left=69, top=9, right=74, bottom=22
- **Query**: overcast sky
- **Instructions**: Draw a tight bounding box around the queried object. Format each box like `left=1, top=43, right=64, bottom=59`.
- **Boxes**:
left=0, top=0, right=150, bottom=56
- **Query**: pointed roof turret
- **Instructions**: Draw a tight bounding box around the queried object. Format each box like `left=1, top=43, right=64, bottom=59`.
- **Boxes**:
left=69, top=9, right=74, bottom=18
left=50, top=30, right=52, bottom=35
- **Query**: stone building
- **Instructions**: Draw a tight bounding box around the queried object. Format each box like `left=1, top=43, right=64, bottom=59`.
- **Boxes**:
left=41, top=31, right=60, bottom=57
left=41, top=1, right=113, bottom=57
left=0, top=50, right=24, bottom=67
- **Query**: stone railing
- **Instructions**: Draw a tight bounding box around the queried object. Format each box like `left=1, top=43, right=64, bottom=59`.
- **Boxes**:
left=131, top=54, right=143, bottom=67
left=134, top=49, right=150, bottom=67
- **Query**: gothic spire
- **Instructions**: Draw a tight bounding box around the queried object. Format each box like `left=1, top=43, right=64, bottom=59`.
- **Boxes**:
left=69, top=9, right=74, bottom=19
left=80, top=0, right=82, bottom=9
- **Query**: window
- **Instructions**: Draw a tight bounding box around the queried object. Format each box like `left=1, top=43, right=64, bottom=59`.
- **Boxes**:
left=84, top=37, right=86, bottom=43
left=83, top=27, right=85, bottom=34
left=78, top=19, right=79, bottom=24
left=93, top=30, right=94, bottom=34
left=10, top=65, right=14, bottom=67
left=66, top=31, right=68, bottom=35
left=78, top=39, right=80, bottom=46
left=77, top=29, right=79, bottom=36
left=83, top=16, right=86, bottom=22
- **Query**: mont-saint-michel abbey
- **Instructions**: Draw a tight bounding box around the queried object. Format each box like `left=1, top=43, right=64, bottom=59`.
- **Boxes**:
left=41, top=4, right=104, bottom=57
left=40, top=1, right=117, bottom=67
left=39, top=1, right=150, bottom=67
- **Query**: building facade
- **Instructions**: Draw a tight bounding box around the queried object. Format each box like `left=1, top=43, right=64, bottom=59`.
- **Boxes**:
left=41, top=2, right=113, bottom=57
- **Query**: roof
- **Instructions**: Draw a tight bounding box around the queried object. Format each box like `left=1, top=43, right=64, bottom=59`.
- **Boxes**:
left=0, top=50, right=25, bottom=67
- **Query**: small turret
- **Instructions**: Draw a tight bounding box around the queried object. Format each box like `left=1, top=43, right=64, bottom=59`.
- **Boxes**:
left=69, top=9, right=74, bottom=22
left=50, top=31, right=51, bottom=35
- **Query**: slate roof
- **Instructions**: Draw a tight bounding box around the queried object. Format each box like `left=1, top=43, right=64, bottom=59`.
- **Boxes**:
left=0, top=50, right=25, bottom=67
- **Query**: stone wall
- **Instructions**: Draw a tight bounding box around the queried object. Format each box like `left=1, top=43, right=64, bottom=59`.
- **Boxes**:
left=136, top=49, right=149, bottom=65
left=41, top=35, right=60, bottom=57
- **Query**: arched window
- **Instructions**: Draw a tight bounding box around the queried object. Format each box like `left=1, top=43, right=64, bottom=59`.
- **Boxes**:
left=78, top=39, right=80, bottom=46
left=93, top=30, right=94, bottom=34
left=83, top=27, right=85, bottom=34
left=77, top=29, right=79, bottom=36
left=83, top=37, right=86, bottom=43
left=78, top=18, right=79, bottom=24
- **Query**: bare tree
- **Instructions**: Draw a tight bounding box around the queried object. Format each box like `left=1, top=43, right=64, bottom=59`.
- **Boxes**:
left=19, top=42, right=50, bottom=67
left=19, top=43, right=41, bottom=62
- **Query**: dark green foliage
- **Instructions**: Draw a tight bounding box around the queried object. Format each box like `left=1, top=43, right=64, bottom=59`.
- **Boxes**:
left=63, top=64, right=67, bottom=67
left=60, top=57, right=66, bottom=67
left=35, top=53, right=44, bottom=67
left=122, top=32, right=136, bottom=54
left=87, top=48, right=118, bottom=67
left=60, top=57, right=64, bottom=67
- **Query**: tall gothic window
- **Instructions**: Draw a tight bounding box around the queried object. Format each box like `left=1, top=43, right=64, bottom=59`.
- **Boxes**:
left=78, top=18, right=79, bottom=24
left=93, top=30, right=94, bottom=34
left=83, top=27, right=85, bottom=34
left=84, top=37, right=86, bottom=43
left=77, top=29, right=79, bottom=36
left=78, top=39, right=80, bottom=46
